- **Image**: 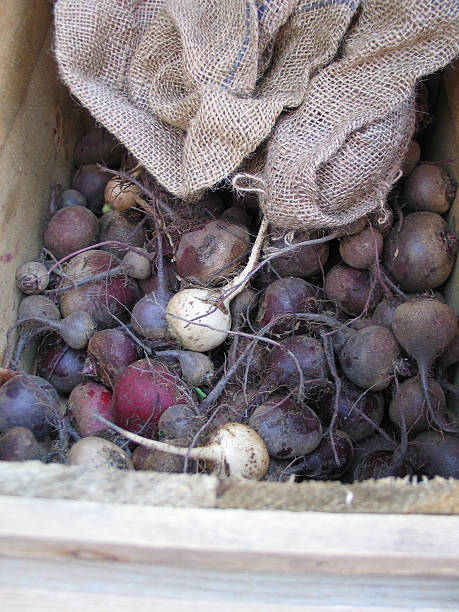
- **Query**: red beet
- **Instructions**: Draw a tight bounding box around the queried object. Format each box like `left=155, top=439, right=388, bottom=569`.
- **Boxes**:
left=400, top=140, right=421, bottom=177
left=43, top=206, right=98, bottom=259
left=68, top=381, right=114, bottom=437
left=383, top=212, right=457, bottom=292
left=268, top=230, right=330, bottom=278
left=403, top=163, right=456, bottom=214
left=256, top=277, right=318, bottom=336
left=318, top=379, right=385, bottom=442
left=249, top=395, right=322, bottom=459
left=112, top=358, right=186, bottom=438
left=391, top=298, right=458, bottom=431
left=287, top=430, right=354, bottom=481
left=339, top=325, right=401, bottom=391
left=249, top=335, right=330, bottom=410
left=339, top=228, right=383, bottom=270
left=175, top=220, right=249, bottom=286
left=325, top=264, right=383, bottom=316
left=99, top=211, right=147, bottom=258
left=59, top=250, right=140, bottom=328
left=37, top=336, right=87, bottom=394
left=85, top=329, right=139, bottom=388
left=412, top=431, right=459, bottom=478
left=389, top=376, right=446, bottom=436
left=372, top=296, right=405, bottom=330
left=353, top=449, right=408, bottom=481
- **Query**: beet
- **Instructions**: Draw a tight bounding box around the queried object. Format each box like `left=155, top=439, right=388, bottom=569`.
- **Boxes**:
left=251, top=335, right=329, bottom=408
left=353, top=449, right=408, bottom=481
left=401, top=140, right=421, bottom=177
left=18, top=296, right=61, bottom=321
left=220, top=206, right=250, bottom=227
left=389, top=376, right=446, bottom=435
left=372, top=296, right=405, bottom=330
left=0, top=374, right=60, bottom=440
left=157, top=404, right=204, bottom=441
left=392, top=299, right=458, bottom=371
left=44, top=206, right=98, bottom=259
left=412, top=431, right=459, bottom=478
left=248, top=395, right=322, bottom=459
left=438, top=329, right=459, bottom=369
left=99, top=211, right=147, bottom=258
left=73, top=127, right=124, bottom=168
left=68, top=381, right=114, bottom=437
left=139, top=258, right=179, bottom=295
left=368, top=204, right=394, bottom=237
left=175, top=220, right=249, bottom=286
left=136, top=446, right=186, bottom=473
left=72, top=164, right=112, bottom=214
left=267, top=230, right=330, bottom=278
left=15, top=261, right=49, bottom=295
left=58, top=189, right=87, bottom=208
left=85, top=329, right=139, bottom=388
left=383, top=212, right=457, bottom=292
left=287, top=430, right=354, bottom=481
left=37, top=335, right=87, bottom=394
left=403, top=163, right=456, bottom=214
left=0, top=427, right=46, bottom=462
left=67, top=437, right=133, bottom=470
left=113, top=358, right=186, bottom=438
left=339, top=228, right=383, bottom=270
left=391, top=298, right=458, bottom=430
left=318, top=379, right=385, bottom=442
left=256, top=277, right=318, bottom=336
left=130, top=286, right=173, bottom=340
left=59, top=250, right=140, bottom=328
left=325, top=264, right=383, bottom=316
left=339, top=325, right=400, bottom=391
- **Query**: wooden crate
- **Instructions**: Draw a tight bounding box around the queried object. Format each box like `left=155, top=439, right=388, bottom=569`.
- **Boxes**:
left=0, top=2, right=458, bottom=610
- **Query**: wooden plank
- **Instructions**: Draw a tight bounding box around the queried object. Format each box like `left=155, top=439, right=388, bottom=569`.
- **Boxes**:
left=0, top=558, right=457, bottom=611
left=0, top=495, right=458, bottom=578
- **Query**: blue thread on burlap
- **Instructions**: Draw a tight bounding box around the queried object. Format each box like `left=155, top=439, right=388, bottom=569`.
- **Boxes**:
left=294, top=0, right=358, bottom=14
left=222, top=1, right=252, bottom=89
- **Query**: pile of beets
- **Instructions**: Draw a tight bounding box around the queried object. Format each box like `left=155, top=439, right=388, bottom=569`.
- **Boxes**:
left=0, top=82, right=458, bottom=483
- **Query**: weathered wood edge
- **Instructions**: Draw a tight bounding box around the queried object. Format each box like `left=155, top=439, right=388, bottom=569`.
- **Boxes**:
left=0, top=462, right=457, bottom=514
left=0, top=494, right=458, bottom=579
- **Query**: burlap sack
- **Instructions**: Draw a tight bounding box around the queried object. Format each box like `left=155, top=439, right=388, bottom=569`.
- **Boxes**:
left=54, top=0, right=459, bottom=229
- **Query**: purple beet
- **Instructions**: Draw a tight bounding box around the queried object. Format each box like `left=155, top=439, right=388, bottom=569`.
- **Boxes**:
left=37, top=335, right=87, bottom=394
left=287, top=430, right=354, bottom=481
left=249, top=395, right=322, bottom=459
left=72, top=164, right=112, bottom=214
left=353, top=449, right=409, bottom=481
left=325, top=264, right=383, bottom=316
left=84, top=329, right=140, bottom=388
left=318, top=379, right=385, bottom=442
left=0, top=374, right=60, bottom=440
left=411, top=431, right=459, bottom=479
left=392, top=298, right=458, bottom=431
left=0, top=427, right=47, bottom=462
left=256, top=277, right=318, bottom=336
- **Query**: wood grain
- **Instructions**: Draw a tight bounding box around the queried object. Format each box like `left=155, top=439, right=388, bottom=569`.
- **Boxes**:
left=1, top=495, right=458, bottom=577
left=0, top=497, right=458, bottom=611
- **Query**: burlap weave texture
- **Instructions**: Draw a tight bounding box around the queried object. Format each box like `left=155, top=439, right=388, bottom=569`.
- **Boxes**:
left=54, top=0, right=459, bottom=229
